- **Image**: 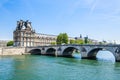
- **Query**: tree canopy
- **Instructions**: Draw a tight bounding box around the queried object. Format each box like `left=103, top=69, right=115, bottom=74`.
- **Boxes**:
left=75, top=39, right=84, bottom=44
left=7, top=41, right=14, bottom=46
left=56, top=33, right=68, bottom=45
left=70, top=39, right=84, bottom=44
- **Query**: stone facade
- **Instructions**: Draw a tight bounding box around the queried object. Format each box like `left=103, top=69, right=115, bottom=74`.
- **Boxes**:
left=13, top=20, right=35, bottom=47
left=34, top=33, right=56, bottom=46
left=13, top=20, right=59, bottom=47
left=0, top=40, right=9, bottom=47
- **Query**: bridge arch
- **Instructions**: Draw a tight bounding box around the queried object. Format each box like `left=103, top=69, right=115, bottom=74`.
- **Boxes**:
left=29, top=49, right=41, bottom=55
left=62, top=47, right=80, bottom=57
left=87, top=48, right=115, bottom=59
left=46, top=48, right=56, bottom=56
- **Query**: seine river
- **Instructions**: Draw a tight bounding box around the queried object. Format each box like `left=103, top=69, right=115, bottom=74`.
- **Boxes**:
left=0, top=52, right=120, bottom=80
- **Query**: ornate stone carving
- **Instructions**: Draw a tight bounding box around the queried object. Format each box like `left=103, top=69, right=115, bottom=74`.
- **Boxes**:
left=16, top=20, right=24, bottom=30
left=24, top=20, right=32, bottom=29
left=16, top=20, right=32, bottom=30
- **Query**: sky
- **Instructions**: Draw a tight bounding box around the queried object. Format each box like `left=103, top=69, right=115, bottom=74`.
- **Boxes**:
left=0, top=0, right=120, bottom=43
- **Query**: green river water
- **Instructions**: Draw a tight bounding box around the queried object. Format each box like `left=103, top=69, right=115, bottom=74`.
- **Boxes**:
left=0, top=55, right=120, bottom=80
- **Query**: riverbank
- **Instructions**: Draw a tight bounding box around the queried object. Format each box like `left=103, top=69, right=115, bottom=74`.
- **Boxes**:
left=0, top=47, right=26, bottom=55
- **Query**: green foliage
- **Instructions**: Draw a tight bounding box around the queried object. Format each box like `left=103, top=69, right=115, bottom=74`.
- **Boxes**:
left=70, top=40, right=75, bottom=44
left=56, top=33, right=62, bottom=45
left=56, top=33, right=68, bottom=45
left=75, top=39, right=84, bottom=44
left=70, top=39, right=84, bottom=44
left=62, top=33, right=68, bottom=44
left=99, top=42, right=103, bottom=45
left=51, top=42, right=56, bottom=45
left=84, top=37, right=88, bottom=44
left=87, top=40, right=93, bottom=44
left=7, top=41, right=14, bottom=46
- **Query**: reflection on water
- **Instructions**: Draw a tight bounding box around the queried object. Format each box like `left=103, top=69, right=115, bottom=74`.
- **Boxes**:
left=0, top=58, right=14, bottom=80
left=0, top=55, right=120, bottom=80
left=72, top=53, right=81, bottom=59
left=72, top=51, right=115, bottom=63
left=96, top=51, right=115, bottom=63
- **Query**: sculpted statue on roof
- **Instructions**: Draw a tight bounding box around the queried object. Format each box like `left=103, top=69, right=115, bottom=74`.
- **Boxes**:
left=24, top=20, right=32, bottom=29
left=17, top=20, right=24, bottom=30
left=16, top=20, right=32, bottom=30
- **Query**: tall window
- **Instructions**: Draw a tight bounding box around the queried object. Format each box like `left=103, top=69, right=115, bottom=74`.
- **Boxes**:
left=21, top=32, right=23, bottom=36
left=26, top=33, right=28, bottom=37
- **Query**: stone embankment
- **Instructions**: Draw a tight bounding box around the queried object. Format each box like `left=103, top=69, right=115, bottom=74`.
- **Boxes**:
left=0, top=47, right=26, bottom=55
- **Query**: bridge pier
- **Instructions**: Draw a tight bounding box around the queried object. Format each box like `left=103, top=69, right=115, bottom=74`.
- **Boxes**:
left=55, top=51, right=57, bottom=57
left=81, top=52, right=88, bottom=59
left=115, top=53, right=120, bottom=62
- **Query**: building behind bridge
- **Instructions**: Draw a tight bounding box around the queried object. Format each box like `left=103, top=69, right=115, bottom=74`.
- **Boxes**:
left=13, top=20, right=75, bottom=47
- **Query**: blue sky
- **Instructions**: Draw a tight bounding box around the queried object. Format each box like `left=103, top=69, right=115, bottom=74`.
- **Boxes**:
left=0, top=0, right=120, bottom=43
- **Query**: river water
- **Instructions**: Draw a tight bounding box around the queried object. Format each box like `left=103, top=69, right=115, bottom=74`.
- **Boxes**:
left=0, top=54, right=120, bottom=80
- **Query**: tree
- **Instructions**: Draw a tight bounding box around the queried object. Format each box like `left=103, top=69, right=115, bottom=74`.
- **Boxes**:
left=99, top=42, right=103, bottom=45
left=56, top=33, right=62, bottom=45
left=7, top=41, right=14, bottom=46
left=84, top=36, right=88, bottom=44
left=87, top=40, right=93, bottom=44
left=75, top=39, right=84, bottom=44
left=56, top=33, right=68, bottom=45
left=102, top=40, right=107, bottom=44
left=70, top=39, right=75, bottom=44
left=62, top=33, right=68, bottom=44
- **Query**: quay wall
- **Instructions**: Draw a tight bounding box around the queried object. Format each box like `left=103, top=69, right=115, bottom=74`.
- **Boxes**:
left=0, top=47, right=26, bottom=55
left=0, top=48, right=2, bottom=55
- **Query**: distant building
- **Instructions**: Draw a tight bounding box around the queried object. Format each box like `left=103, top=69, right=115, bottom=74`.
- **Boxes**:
left=34, top=33, right=57, bottom=46
left=88, top=39, right=99, bottom=44
left=13, top=20, right=74, bottom=47
left=75, top=34, right=83, bottom=40
left=0, top=40, right=9, bottom=47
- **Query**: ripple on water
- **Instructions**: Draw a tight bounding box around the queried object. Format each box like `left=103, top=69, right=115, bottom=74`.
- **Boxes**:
left=0, top=58, right=15, bottom=80
left=96, top=51, right=115, bottom=63
left=72, top=53, right=81, bottom=59
left=0, top=55, right=120, bottom=80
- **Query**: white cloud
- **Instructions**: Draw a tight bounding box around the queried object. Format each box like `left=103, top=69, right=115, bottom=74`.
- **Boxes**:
left=90, top=0, right=98, bottom=14
left=78, top=0, right=120, bottom=16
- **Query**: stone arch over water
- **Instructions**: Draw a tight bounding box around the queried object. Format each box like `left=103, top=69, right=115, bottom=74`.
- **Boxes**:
left=87, top=48, right=115, bottom=60
left=62, top=47, right=80, bottom=57
left=29, top=49, right=41, bottom=55
left=46, top=48, right=56, bottom=56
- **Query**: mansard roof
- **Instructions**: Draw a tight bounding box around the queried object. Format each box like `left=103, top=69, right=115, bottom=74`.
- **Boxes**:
left=16, top=20, right=33, bottom=31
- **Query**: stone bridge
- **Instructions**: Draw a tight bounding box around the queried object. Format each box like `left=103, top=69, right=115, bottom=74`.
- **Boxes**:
left=25, top=44, right=120, bottom=61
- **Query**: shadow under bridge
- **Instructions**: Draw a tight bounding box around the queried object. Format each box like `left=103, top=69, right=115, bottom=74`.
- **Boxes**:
left=29, top=49, right=41, bottom=55
left=62, top=47, right=80, bottom=57
left=87, top=48, right=104, bottom=59
left=46, top=48, right=56, bottom=56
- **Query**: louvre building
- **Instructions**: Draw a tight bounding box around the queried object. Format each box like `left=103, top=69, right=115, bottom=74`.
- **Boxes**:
left=13, top=20, right=57, bottom=47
